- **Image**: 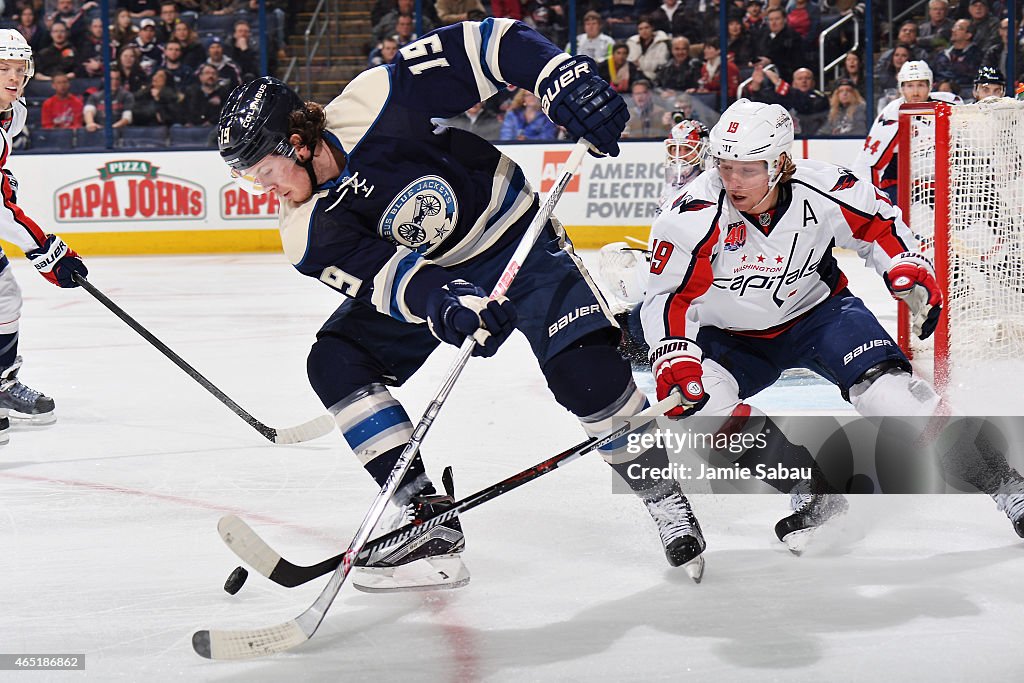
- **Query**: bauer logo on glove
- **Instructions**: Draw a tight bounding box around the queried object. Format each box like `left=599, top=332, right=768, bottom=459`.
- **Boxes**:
left=24, top=234, right=88, bottom=288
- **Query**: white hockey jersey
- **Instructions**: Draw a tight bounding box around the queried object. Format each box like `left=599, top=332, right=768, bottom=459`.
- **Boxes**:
left=851, top=91, right=960, bottom=191
left=0, top=99, right=47, bottom=262
left=641, top=159, right=917, bottom=346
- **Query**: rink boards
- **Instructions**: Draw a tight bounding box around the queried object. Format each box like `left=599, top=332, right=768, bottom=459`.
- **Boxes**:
left=0, top=138, right=860, bottom=255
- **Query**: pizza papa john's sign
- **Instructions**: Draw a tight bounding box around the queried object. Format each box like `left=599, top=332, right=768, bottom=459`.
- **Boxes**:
left=53, top=160, right=205, bottom=222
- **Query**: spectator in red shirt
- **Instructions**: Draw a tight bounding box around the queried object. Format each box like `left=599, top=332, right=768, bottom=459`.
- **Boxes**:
left=41, top=73, right=84, bottom=129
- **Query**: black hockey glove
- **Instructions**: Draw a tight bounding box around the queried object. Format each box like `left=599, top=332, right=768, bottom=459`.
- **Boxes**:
left=538, top=55, right=628, bottom=157
left=426, top=280, right=518, bottom=357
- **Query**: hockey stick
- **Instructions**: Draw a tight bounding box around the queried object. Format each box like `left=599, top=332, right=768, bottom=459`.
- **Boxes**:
left=72, top=273, right=334, bottom=445
left=218, top=393, right=681, bottom=588
left=191, top=140, right=591, bottom=660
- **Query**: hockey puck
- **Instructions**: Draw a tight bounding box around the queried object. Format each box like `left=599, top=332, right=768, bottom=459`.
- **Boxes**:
left=223, top=566, right=248, bottom=595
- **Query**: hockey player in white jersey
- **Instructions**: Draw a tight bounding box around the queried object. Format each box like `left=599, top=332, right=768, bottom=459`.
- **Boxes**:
left=0, top=30, right=88, bottom=446
left=853, top=60, right=961, bottom=203
left=644, top=99, right=1024, bottom=547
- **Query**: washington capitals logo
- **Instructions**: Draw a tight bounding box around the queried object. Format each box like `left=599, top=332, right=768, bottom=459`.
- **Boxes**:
left=380, top=176, right=458, bottom=252
left=672, top=194, right=715, bottom=214
left=723, top=221, right=746, bottom=251
left=831, top=170, right=858, bottom=192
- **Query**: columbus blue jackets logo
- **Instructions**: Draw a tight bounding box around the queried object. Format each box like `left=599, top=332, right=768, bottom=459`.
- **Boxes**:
left=830, top=170, right=857, bottom=192
left=380, top=176, right=458, bottom=252
left=723, top=221, right=746, bottom=251
left=671, top=194, right=715, bottom=214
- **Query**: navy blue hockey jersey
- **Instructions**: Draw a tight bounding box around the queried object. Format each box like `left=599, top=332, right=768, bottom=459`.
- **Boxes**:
left=279, top=19, right=572, bottom=323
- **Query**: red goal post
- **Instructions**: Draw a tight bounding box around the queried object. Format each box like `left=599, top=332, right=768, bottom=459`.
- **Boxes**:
left=896, top=98, right=1024, bottom=395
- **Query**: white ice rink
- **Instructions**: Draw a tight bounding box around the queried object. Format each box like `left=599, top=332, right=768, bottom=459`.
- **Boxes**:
left=2, top=249, right=1023, bottom=681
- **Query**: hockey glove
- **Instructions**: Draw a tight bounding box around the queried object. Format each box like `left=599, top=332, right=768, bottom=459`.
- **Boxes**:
left=651, top=338, right=709, bottom=418
left=426, top=280, right=518, bottom=357
left=538, top=55, right=628, bottom=157
left=885, top=251, right=942, bottom=340
left=25, top=234, right=88, bottom=288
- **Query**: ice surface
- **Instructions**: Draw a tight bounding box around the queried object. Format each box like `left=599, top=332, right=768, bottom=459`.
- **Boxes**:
left=1, top=250, right=1022, bottom=681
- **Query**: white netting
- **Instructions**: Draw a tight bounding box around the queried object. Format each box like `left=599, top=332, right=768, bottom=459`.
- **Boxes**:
left=902, top=99, right=1024, bottom=409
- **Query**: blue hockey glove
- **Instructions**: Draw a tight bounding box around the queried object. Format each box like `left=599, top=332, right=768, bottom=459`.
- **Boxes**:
left=426, top=280, right=518, bottom=357
left=25, top=234, right=88, bottom=288
left=538, top=55, right=628, bottom=157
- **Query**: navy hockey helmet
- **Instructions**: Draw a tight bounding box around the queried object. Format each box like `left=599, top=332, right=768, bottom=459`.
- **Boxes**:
left=218, top=76, right=304, bottom=173
left=974, top=65, right=1005, bottom=86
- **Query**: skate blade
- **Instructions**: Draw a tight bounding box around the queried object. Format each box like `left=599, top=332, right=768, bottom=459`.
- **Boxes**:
left=352, top=555, right=470, bottom=593
left=781, top=509, right=854, bottom=556
left=782, top=528, right=815, bottom=556
left=9, top=412, right=56, bottom=427
left=683, top=554, right=705, bottom=583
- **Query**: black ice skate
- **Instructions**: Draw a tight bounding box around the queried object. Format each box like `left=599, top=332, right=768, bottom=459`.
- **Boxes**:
left=775, top=478, right=849, bottom=555
left=353, top=474, right=469, bottom=592
left=0, top=415, right=9, bottom=445
left=0, top=357, right=56, bottom=425
left=644, top=487, right=706, bottom=582
left=614, top=310, right=651, bottom=370
left=992, top=477, right=1024, bottom=539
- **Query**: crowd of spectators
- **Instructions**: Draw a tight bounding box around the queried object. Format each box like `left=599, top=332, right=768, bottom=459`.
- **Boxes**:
left=11, top=0, right=294, bottom=150
left=363, top=0, right=1024, bottom=141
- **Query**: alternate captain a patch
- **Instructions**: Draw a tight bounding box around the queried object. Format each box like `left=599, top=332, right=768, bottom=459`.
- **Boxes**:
left=379, top=175, right=459, bottom=253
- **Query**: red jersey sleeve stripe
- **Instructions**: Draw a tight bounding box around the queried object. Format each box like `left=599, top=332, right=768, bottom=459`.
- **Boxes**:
left=0, top=142, right=47, bottom=249
left=840, top=205, right=909, bottom=257
left=663, top=217, right=721, bottom=338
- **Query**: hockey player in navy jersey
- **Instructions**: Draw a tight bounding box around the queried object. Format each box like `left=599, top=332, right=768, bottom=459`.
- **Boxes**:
left=644, top=99, right=1024, bottom=548
left=0, top=30, right=88, bottom=446
left=217, top=19, right=707, bottom=588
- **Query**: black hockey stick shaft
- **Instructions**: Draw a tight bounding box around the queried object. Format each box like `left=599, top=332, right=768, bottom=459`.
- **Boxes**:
left=228, top=393, right=680, bottom=588
left=73, top=273, right=332, bottom=444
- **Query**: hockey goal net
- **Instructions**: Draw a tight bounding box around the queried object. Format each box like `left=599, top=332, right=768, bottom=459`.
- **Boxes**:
left=897, top=99, right=1024, bottom=399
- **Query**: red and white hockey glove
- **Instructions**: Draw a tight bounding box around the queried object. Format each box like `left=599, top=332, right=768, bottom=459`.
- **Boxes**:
left=25, top=234, right=88, bottom=288
left=651, top=338, right=709, bottom=418
left=885, top=251, right=943, bottom=340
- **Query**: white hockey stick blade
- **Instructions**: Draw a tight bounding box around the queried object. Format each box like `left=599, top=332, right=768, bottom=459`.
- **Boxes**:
left=272, top=414, right=335, bottom=445
left=192, top=621, right=308, bottom=660
left=218, top=515, right=282, bottom=578
left=352, top=556, right=470, bottom=593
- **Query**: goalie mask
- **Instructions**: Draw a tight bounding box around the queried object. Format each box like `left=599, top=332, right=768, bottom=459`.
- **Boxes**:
left=219, top=76, right=305, bottom=194
left=0, top=29, right=34, bottom=91
left=665, top=120, right=709, bottom=187
left=708, top=99, right=793, bottom=190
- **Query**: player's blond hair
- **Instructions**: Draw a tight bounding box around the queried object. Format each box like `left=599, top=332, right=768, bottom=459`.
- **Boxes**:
left=779, top=153, right=797, bottom=184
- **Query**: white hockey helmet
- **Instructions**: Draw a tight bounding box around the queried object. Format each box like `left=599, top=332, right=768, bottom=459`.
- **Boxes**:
left=708, top=99, right=793, bottom=189
left=665, top=120, right=709, bottom=168
left=897, top=60, right=932, bottom=88
left=0, top=29, right=34, bottom=87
